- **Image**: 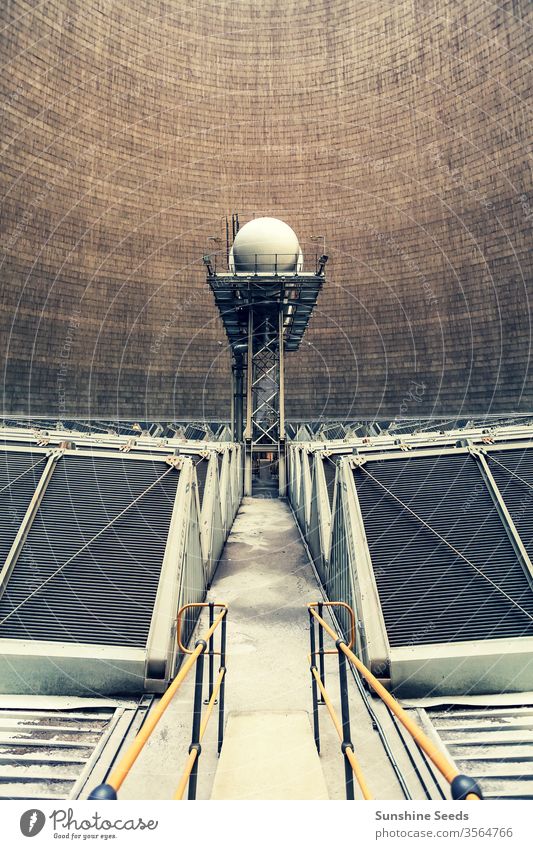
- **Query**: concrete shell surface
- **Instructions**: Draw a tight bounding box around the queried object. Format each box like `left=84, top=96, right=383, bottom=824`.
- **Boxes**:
left=230, top=217, right=302, bottom=274
left=0, top=1, right=531, bottom=419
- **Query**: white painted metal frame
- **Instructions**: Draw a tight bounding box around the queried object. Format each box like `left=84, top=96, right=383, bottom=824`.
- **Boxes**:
left=195, top=453, right=225, bottom=585
left=0, top=450, right=207, bottom=696
left=292, top=435, right=533, bottom=696
left=306, top=453, right=333, bottom=582
left=145, top=457, right=205, bottom=691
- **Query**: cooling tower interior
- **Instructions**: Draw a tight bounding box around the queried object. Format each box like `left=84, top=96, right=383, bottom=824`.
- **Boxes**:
left=1, top=0, right=531, bottom=421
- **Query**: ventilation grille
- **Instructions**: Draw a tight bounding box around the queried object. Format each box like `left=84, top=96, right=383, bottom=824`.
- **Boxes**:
left=0, top=450, right=47, bottom=566
left=321, top=424, right=345, bottom=440
left=0, top=455, right=180, bottom=648
left=426, top=705, right=533, bottom=800
left=0, top=706, right=131, bottom=800
left=487, top=449, right=533, bottom=562
left=195, top=457, right=209, bottom=504
left=185, top=424, right=207, bottom=440
left=322, top=458, right=336, bottom=509
left=354, top=454, right=533, bottom=646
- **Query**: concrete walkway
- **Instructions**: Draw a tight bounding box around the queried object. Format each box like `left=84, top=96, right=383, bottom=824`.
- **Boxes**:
left=210, top=711, right=329, bottom=799
left=119, top=497, right=408, bottom=800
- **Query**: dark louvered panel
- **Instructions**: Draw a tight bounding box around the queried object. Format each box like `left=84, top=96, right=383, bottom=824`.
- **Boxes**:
left=322, top=425, right=345, bottom=440
left=0, top=450, right=47, bottom=565
left=322, top=459, right=336, bottom=509
left=0, top=455, right=180, bottom=648
left=195, top=458, right=209, bottom=505
left=487, top=449, right=533, bottom=562
left=185, top=425, right=207, bottom=441
left=354, top=454, right=533, bottom=647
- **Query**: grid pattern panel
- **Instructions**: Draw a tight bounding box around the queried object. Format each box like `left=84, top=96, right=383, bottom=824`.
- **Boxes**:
left=0, top=450, right=47, bottom=565
left=354, top=454, right=533, bottom=646
left=0, top=455, right=180, bottom=647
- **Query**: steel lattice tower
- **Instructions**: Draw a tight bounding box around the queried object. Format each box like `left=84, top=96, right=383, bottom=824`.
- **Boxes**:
left=206, top=241, right=327, bottom=496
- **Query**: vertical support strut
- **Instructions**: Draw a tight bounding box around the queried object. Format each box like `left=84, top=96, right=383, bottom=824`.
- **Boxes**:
left=207, top=602, right=214, bottom=703
left=278, top=302, right=286, bottom=496
left=230, top=362, right=235, bottom=439
left=206, top=242, right=325, bottom=501
left=217, top=612, right=227, bottom=755
left=317, top=600, right=326, bottom=701
left=187, top=644, right=205, bottom=800
left=309, top=608, right=321, bottom=753
left=337, top=645, right=355, bottom=800
left=233, top=354, right=244, bottom=443
left=244, top=310, right=254, bottom=496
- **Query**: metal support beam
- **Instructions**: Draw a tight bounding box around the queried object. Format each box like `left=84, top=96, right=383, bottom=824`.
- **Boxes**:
left=206, top=264, right=324, bottom=498
left=470, top=447, right=533, bottom=588
left=0, top=450, right=61, bottom=599
left=278, top=305, right=286, bottom=496
left=244, top=311, right=253, bottom=496
left=344, top=458, right=390, bottom=675
left=230, top=365, right=235, bottom=438
left=233, top=355, right=244, bottom=443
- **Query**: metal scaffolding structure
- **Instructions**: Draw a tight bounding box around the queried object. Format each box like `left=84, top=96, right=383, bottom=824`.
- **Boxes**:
left=206, top=255, right=326, bottom=496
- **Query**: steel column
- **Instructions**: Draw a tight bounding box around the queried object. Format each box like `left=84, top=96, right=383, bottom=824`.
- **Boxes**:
left=234, top=355, right=244, bottom=443
left=278, top=304, right=286, bottom=496
left=244, top=310, right=253, bottom=496
left=309, top=608, right=321, bottom=753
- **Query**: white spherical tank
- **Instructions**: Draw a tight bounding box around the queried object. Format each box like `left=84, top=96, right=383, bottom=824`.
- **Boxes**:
left=229, top=217, right=303, bottom=274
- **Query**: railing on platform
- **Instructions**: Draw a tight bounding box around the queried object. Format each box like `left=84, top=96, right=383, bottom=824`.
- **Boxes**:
left=308, top=602, right=483, bottom=801
left=89, top=602, right=227, bottom=801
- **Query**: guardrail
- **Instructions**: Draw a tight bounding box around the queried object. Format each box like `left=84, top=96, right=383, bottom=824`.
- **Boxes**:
left=89, top=602, right=227, bottom=801
left=308, top=602, right=483, bottom=801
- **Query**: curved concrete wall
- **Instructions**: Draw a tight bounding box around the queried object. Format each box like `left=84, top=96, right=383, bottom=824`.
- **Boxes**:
left=1, top=1, right=531, bottom=419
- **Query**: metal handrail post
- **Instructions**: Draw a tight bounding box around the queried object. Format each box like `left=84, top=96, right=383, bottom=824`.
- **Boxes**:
left=337, top=642, right=355, bottom=800
left=308, top=605, right=483, bottom=801
left=207, top=602, right=214, bottom=702
left=187, top=644, right=205, bottom=800
left=217, top=612, right=227, bottom=754
left=309, top=608, right=320, bottom=753
left=317, top=600, right=326, bottom=701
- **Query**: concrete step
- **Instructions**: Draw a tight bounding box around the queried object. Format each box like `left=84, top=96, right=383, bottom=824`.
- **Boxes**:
left=211, top=710, right=329, bottom=800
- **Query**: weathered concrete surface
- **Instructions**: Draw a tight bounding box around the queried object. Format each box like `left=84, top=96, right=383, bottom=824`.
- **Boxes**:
left=3, top=2, right=531, bottom=419
left=119, top=498, right=409, bottom=799
left=210, top=711, right=329, bottom=800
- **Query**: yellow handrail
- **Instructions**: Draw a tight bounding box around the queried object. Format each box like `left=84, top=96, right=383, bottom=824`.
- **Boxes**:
left=89, top=604, right=227, bottom=800
left=177, top=602, right=227, bottom=654
left=309, top=600, right=355, bottom=651
left=174, top=666, right=226, bottom=799
left=107, top=642, right=205, bottom=792
left=309, top=605, right=481, bottom=800
left=310, top=664, right=372, bottom=799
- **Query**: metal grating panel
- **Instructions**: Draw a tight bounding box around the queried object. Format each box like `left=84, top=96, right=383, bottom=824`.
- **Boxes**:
left=487, top=448, right=533, bottom=562
left=424, top=706, right=533, bottom=799
left=354, top=454, right=533, bottom=646
left=0, top=706, right=130, bottom=800
left=0, top=450, right=47, bottom=566
left=184, top=424, right=207, bottom=441
left=322, top=458, right=336, bottom=510
left=0, top=455, right=180, bottom=648
left=194, top=458, right=209, bottom=506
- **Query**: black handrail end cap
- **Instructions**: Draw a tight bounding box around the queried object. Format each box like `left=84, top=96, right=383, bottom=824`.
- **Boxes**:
left=88, top=784, right=118, bottom=800
left=451, top=774, right=483, bottom=800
